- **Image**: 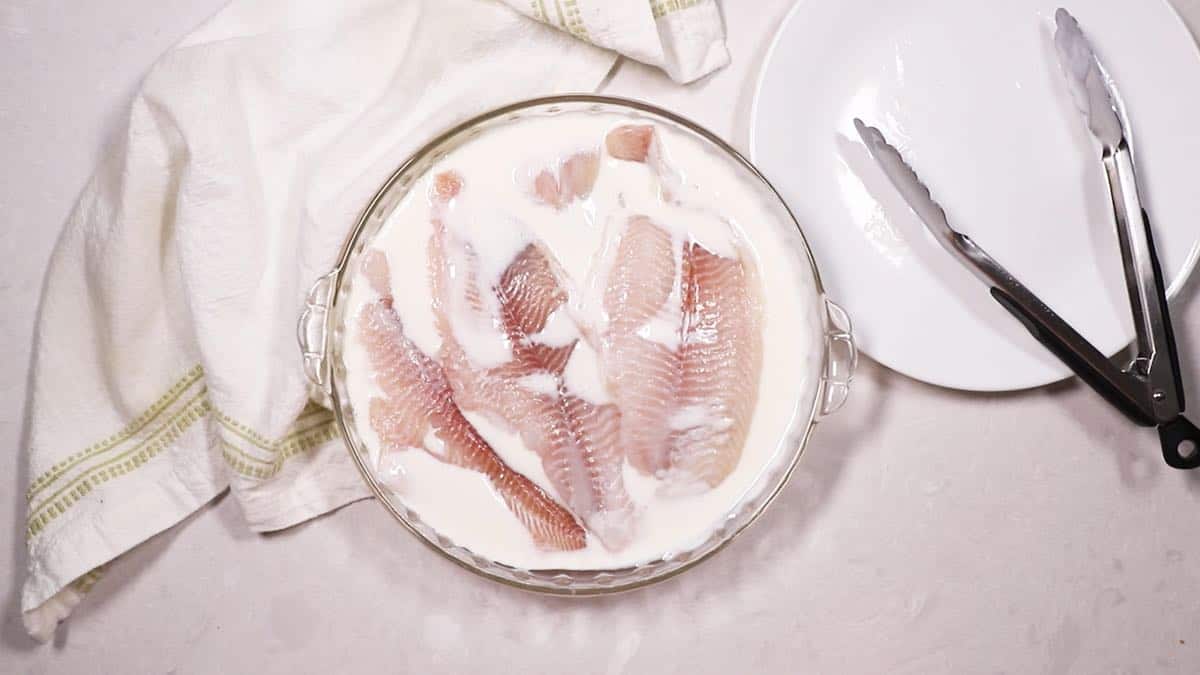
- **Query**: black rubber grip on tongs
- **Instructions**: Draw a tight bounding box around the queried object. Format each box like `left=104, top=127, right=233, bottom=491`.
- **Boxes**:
left=1159, top=416, right=1200, bottom=469
left=1141, top=208, right=1187, bottom=413
left=989, top=287, right=1155, bottom=427
left=1140, top=209, right=1199, bottom=469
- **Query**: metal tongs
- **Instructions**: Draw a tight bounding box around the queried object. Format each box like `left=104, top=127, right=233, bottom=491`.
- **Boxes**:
left=855, top=8, right=1200, bottom=469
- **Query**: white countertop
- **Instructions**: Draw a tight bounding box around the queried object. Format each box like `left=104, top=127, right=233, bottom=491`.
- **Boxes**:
left=3, top=1, right=1200, bottom=672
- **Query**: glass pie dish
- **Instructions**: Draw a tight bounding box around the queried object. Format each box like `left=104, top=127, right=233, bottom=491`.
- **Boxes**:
left=297, top=95, right=856, bottom=594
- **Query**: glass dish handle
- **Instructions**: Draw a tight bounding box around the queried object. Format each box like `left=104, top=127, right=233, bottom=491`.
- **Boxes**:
left=819, top=298, right=856, bottom=419
left=297, top=270, right=338, bottom=407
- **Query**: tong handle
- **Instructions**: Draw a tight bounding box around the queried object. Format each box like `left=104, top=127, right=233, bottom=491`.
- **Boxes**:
left=989, top=287, right=1153, bottom=426
left=1137, top=208, right=1200, bottom=469
left=1104, top=147, right=1185, bottom=421
left=1137, top=206, right=1186, bottom=414
left=992, top=279, right=1200, bottom=470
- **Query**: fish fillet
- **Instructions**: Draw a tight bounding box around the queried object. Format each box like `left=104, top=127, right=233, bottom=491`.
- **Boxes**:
left=670, top=242, right=762, bottom=488
left=605, top=124, right=685, bottom=202
left=605, top=125, right=654, bottom=162
left=602, top=215, right=683, bottom=475
left=429, top=171, right=636, bottom=550
left=358, top=248, right=586, bottom=552
left=532, top=150, right=600, bottom=209
left=601, top=214, right=762, bottom=490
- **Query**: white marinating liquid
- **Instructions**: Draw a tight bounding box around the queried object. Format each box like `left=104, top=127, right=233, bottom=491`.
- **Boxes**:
left=341, top=111, right=823, bottom=570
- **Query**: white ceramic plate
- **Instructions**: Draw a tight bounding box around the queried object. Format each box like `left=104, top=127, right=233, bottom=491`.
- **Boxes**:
left=752, top=0, right=1200, bottom=391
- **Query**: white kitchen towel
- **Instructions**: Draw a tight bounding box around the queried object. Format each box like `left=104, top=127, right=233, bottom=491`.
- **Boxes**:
left=21, top=0, right=727, bottom=642
left=501, top=0, right=730, bottom=82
